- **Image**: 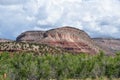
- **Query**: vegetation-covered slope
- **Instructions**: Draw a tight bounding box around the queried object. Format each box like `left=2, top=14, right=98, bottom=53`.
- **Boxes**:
left=0, top=42, right=69, bottom=55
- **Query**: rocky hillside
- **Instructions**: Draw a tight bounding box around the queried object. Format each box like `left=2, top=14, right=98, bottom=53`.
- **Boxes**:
left=17, top=26, right=100, bottom=54
left=0, top=42, right=68, bottom=54
left=93, top=38, right=120, bottom=54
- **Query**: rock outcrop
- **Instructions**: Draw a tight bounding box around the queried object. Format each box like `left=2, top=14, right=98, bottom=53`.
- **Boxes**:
left=16, top=31, right=45, bottom=42
left=93, top=38, right=120, bottom=55
left=17, top=26, right=100, bottom=54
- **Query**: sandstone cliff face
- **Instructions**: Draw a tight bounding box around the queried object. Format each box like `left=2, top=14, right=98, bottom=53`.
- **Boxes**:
left=17, top=26, right=100, bottom=54
left=93, top=38, right=120, bottom=54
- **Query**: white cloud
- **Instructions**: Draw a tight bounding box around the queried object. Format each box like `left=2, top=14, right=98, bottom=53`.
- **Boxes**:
left=0, top=0, right=120, bottom=39
left=0, top=0, right=29, bottom=5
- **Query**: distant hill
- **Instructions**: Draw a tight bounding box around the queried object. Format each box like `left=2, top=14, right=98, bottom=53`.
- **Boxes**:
left=0, top=38, right=13, bottom=42
left=93, top=38, right=120, bottom=55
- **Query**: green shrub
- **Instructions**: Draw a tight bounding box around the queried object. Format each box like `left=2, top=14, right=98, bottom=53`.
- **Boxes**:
left=0, top=52, right=120, bottom=80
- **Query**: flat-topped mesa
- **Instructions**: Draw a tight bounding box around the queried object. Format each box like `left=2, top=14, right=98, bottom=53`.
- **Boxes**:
left=16, top=26, right=100, bottom=54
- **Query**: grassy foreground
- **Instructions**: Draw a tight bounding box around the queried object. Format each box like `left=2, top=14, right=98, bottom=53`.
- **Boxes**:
left=0, top=52, right=120, bottom=80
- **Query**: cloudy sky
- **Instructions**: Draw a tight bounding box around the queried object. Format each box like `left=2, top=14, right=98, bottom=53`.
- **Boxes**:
left=0, top=0, right=120, bottom=39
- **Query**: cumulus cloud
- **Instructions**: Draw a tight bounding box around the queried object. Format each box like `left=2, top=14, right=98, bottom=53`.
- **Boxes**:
left=0, top=0, right=120, bottom=39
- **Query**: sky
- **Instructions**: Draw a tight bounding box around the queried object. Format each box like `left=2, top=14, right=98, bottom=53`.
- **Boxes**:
left=0, top=0, right=120, bottom=39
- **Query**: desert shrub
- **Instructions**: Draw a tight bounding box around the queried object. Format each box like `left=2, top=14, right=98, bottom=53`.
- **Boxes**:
left=0, top=51, right=120, bottom=80
left=0, top=52, right=12, bottom=80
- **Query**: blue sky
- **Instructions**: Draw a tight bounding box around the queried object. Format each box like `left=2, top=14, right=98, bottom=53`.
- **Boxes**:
left=0, top=0, right=120, bottom=39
